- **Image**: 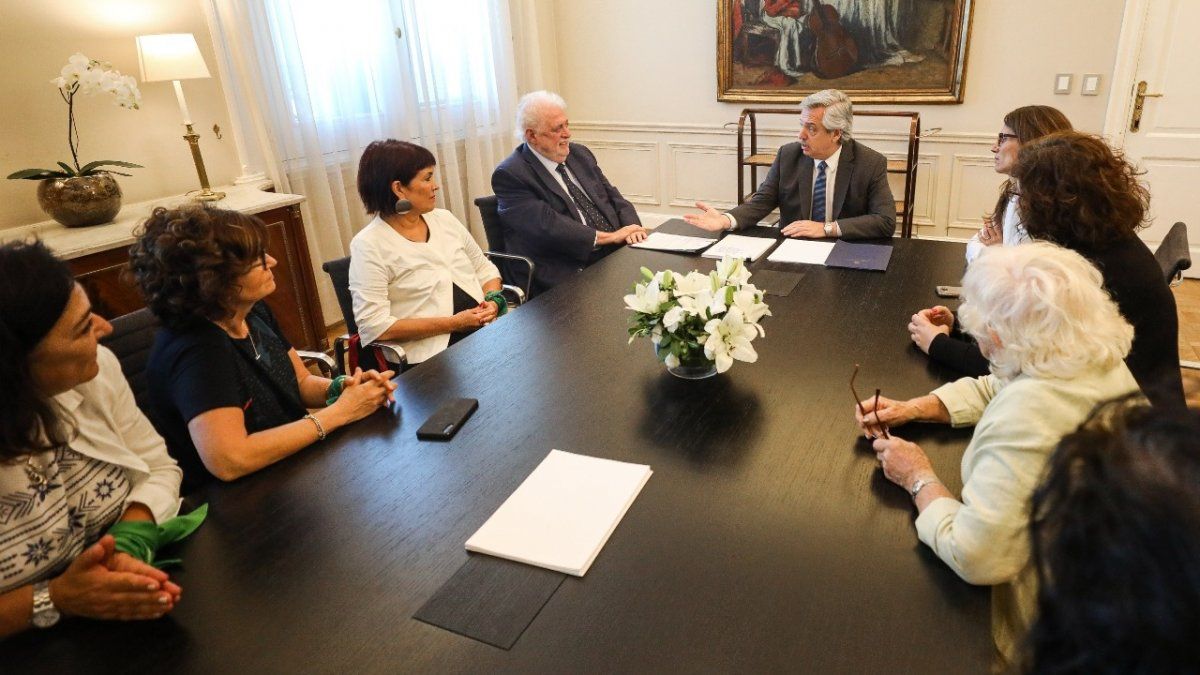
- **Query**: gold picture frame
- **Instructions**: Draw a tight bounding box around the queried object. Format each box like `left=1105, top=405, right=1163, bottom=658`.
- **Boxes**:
left=718, top=0, right=975, bottom=104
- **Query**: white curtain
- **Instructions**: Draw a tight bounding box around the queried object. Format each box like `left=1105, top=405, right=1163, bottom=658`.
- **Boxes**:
left=203, top=0, right=523, bottom=322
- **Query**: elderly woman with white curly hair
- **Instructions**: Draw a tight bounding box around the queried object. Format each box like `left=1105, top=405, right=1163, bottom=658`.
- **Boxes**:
left=853, top=242, right=1140, bottom=666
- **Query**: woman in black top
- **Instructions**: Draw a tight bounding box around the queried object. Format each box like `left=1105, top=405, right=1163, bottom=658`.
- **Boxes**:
left=131, top=206, right=396, bottom=491
left=909, top=132, right=1184, bottom=409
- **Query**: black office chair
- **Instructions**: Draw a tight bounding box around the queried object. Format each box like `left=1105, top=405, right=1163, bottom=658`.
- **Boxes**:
left=474, top=195, right=536, bottom=300
left=1154, top=221, right=1191, bottom=287
left=321, top=256, right=407, bottom=373
left=100, top=307, right=158, bottom=414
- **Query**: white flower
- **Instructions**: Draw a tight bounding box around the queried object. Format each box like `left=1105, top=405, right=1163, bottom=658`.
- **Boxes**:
left=662, top=305, right=687, bottom=332
left=672, top=270, right=711, bottom=297
left=623, top=279, right=665, bottom=314
left=713, top=256, right=751, bottom=287
left=731, top=287, right=771, bottom=327
left=703, top=306, right=760, bottom=373
left=664, top=351, right=680, bottom=369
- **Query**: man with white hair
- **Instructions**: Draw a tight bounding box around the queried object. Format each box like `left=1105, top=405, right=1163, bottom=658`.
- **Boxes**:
left=685, top=89, right=895, bottom=239
left=492, top=91, right=646, bottom=295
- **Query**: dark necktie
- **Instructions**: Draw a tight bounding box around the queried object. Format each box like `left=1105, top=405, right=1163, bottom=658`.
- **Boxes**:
left=811, top=160, right=828, bottom=222
left=556, top=164, right=614, bottom=232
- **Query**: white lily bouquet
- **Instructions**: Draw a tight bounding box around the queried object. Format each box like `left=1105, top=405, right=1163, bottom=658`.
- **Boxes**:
left=625, top=257, right=771, bottom=374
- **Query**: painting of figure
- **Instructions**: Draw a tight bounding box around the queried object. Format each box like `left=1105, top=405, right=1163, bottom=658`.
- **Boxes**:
left=719, top=0, right=974, bottom=103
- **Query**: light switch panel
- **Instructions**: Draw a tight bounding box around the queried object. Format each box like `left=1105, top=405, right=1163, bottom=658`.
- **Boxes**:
left=1081, top=74, right=1101, bottom=96
left=1054, top=73, right=1072, bottom=94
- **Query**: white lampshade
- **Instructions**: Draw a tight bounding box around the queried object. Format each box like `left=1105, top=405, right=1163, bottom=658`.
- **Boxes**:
left=135, top=33, right=211, bottom=82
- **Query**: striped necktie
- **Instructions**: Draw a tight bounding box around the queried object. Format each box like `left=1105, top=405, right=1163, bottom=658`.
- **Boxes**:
left=811, top=160, right=828, bottom=223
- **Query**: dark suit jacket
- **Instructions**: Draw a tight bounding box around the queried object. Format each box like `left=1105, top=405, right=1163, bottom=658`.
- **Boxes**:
left=728, top=139, right=896, bottom=239
left=492, top=143, right=640, bottom=295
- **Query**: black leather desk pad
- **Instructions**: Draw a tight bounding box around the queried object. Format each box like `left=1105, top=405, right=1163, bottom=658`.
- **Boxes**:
left=749, top=268, right=804, bottom=296
left=414, top=554, right=566, bottom=649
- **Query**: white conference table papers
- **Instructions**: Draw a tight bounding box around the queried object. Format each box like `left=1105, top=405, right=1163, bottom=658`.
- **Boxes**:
left=465, top=450, right=653, bottom=577
left=700, top=234, right=776, bottom=262
left=630, top=231, right=716, bottom=253
left=766, top=239, right=836, bottom=265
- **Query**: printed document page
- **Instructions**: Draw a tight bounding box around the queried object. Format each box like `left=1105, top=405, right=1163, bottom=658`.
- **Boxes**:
left=701, top=234, right=776, bottom=262
left=766, top=239, right=836, bottom=265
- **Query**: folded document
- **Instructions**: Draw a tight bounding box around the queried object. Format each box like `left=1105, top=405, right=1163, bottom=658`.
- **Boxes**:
left=631, top=231, right=716, bottom=253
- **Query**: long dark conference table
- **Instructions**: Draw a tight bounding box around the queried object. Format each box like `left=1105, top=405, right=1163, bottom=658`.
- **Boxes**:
left=5, top=231, right=991, bottom=672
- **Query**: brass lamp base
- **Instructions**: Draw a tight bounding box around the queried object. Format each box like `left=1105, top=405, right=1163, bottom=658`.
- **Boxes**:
left=183, top=124, right=224, bottom=202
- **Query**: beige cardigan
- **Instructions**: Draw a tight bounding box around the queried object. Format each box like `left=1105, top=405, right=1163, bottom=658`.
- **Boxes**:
left=918, top=365, right=1139, bottom=664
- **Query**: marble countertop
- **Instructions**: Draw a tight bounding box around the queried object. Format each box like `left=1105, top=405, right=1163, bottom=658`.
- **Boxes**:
left=0, top=182, right=305, bottom=260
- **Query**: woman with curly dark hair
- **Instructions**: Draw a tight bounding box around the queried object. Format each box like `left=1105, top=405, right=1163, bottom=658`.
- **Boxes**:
left=131, top=206, right=395, bottom=491
left=0, top=241, right=183, bottom=635
left=1024, top=397, right=1200, bottom=672
left=909, top=132, right=1183, bottom=409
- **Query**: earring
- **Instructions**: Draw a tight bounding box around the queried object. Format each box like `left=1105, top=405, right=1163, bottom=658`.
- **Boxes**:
left=394, top=198, right=412, bottom=215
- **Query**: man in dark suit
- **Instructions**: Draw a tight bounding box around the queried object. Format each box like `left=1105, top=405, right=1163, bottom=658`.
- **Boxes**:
left=492, top=91, right=647, bottom=295
left=685, top=89, right=895, bottom=240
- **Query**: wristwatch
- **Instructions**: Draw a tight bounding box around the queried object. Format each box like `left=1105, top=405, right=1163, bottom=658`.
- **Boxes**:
left=31, top=580, right=61, bottom=628
left=909, top=477, right=941, bottom=499
left=823, top=222, right=835, bottom=237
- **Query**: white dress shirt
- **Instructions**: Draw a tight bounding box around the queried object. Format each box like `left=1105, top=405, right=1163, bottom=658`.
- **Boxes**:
left=349, top=210, right=501, bottom=363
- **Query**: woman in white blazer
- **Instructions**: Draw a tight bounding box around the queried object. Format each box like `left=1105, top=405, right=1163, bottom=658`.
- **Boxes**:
left=0, top=241, right=183, bottom=636
left=854, top=243, right=1140, bottom=667
left=350, top=140, right=503, bottom=367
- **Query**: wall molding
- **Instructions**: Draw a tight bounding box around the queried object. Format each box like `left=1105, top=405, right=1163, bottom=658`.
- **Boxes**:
left=947, top=154, right=999, bottom=230
left=583, top=139, right=661, bottom=205
left=665, top=142, right=738, bottom=209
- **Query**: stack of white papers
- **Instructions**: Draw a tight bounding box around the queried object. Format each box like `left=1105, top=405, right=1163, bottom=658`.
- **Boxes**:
left=465, top=450, right=653, bottom=577
left=701, top=235, right=776, bottom=262
left=766, top=239, right=836, bottom=265
left=631, top=231, right=715, bottom=253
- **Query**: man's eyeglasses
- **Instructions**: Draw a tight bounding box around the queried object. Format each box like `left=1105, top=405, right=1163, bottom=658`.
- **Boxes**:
left=996, top=132, right=1019, bottom=146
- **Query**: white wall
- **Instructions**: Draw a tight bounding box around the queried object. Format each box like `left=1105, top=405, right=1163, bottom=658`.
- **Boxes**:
left=0, top=0, right=240, bottom=230
left=551, top=0, right=1127, bottom=238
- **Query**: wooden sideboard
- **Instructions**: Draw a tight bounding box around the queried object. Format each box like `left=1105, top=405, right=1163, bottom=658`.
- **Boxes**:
left=2, top=184, right=329, bottom=351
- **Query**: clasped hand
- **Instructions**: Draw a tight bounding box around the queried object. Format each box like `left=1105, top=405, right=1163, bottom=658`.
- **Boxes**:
left=49, top=535, right=181, bottom=621
left=907, top=305, right=953, bottom=353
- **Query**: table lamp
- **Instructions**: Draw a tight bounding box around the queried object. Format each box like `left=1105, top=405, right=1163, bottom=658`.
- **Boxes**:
left=135, top=33, right=225, bottom=201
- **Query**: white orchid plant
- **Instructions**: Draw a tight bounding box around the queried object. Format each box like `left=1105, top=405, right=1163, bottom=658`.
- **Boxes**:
left=7, top=53, right=143, bottom=181
left=625, top=257, right=771, bottom=374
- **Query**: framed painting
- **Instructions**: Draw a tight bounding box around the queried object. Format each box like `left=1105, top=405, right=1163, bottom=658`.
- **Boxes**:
left=718, top=0, right=975, bottom=103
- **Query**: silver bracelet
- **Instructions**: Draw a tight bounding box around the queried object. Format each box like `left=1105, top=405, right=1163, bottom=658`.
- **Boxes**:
left=304, top=413, right=327, bottom=441
left=909, top=477, right=941, bottom=498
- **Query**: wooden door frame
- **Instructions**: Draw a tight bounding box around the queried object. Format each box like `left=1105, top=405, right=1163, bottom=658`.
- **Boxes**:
left=1103, top=0, right=1153, bottom=146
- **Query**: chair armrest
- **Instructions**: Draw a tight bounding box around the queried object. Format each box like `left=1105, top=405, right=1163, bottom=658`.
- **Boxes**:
left=485, top=251, right=536, bottom=299
left=297, top=350, right=337, bottom=377
left=500, top=284, right=525, bottom=306
left=370, top=341, right=408, bottom=368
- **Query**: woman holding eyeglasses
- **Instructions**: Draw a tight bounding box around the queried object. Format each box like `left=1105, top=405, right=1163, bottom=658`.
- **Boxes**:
left=857, top=243, right=1140, bottom=668
left=131, top=206, right=396, bottom=491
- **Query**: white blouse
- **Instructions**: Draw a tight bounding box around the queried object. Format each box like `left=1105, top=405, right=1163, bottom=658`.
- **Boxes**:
left=349, top=210, right=500, bottom=363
